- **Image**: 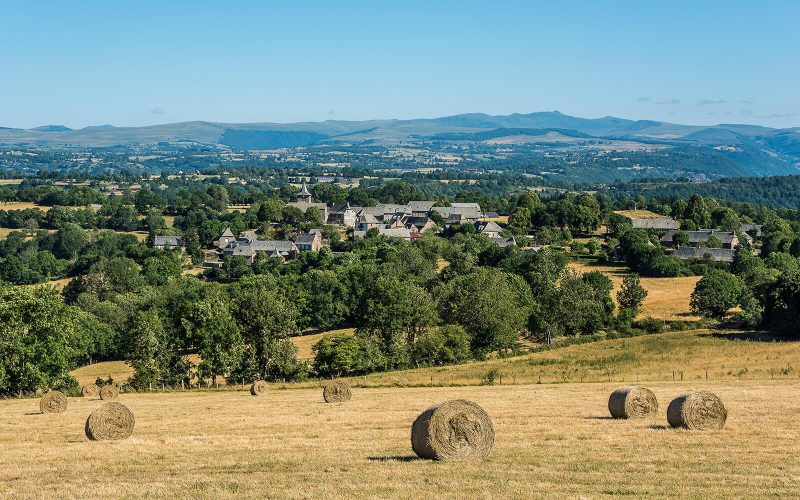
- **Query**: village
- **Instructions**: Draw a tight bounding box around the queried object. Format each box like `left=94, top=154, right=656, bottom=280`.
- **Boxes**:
left=150, top=182, right=761, bottom=271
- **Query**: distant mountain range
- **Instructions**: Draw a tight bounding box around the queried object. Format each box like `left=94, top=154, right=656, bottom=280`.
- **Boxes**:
left=1, top=111, right=798, bottom=176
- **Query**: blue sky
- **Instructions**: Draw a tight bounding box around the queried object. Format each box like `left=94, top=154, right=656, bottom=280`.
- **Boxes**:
left=1, top=0, right=798, bottom=129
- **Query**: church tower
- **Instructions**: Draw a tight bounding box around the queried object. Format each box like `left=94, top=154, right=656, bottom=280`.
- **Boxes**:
left=297, top=181, right=312, bottom=203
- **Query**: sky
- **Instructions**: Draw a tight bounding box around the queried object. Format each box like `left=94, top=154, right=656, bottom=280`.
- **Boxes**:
left=1, top=0, right=799, bottom=129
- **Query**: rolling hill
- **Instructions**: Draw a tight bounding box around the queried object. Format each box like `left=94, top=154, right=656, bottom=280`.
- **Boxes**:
left=1, top=111, right=798, bottom=177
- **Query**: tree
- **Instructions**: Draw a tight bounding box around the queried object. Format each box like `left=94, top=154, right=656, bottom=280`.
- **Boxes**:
left=533, top=270, right=614, bottom=337
left=508, top=207, right=532, bottom=232
left=705, top=235, right=723, bottom=248
left=359, top=277, right=439, bottom=369
left=228, top=276, right=304, bottom=381
left=435, top=267, right=533, bottom=353
left=690, top=271, right=743, bottom=319
left=133, top=189, right=167, bottom=214
left=125, top=308, right=166, bottom=388
left=762, top=273, right=800, bottom=338
left=52, top=223, right=87, bottom=260
left=617, top=273, right=648, bottom=319
left=303, top=269, right=350, bottom=331
left=142, top=254, right=182, bottom=286
left=686, top=195, right=711, bottom=228
left=254, top=198, right=283, bottom=223
left=79, top=257, right=145, bottom=298
left=672, top=231, right=689, bottom=247
left=143, top=210, right=166, bottom=232
left=0, top=286, right=94, bottom=395
left=181, top=290, right=242, bottom=385
left=412, top=325, right=471, bottom=367
left=102, top=202, right=139, bottom=231
left=206, top=185, right=230, bottom=212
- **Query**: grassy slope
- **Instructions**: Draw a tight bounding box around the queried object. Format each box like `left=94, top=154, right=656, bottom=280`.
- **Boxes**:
left=568, top=262, right=701, bottom=321
left=71, top=329, right=799, bottom=388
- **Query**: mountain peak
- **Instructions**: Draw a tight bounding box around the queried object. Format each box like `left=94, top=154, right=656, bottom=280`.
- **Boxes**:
left=30, top=125, right=72, bottom=132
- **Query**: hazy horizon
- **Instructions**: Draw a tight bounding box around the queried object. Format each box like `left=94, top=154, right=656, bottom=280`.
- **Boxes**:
left=2, top=0, right=799, bottom=129
left=4, top=109, right=796, bottom=132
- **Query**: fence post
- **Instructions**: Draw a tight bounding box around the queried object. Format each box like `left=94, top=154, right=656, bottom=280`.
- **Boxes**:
left=680, top=371, right=684, bottom=381
left=672, top=371, right=675, bottom=381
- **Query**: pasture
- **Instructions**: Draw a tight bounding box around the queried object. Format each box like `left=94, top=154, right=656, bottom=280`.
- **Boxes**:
left=568, top=262, right=701, bottom=321
left=0, top=201, right=50, bottom=212
left=71, top=328, right=800, bottom=389
left=1, top=381, right=797, bottom=498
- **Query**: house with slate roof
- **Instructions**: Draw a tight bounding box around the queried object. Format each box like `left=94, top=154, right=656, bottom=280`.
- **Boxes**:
left=673, top=247, right=735, bottom=262
left=154, top=235, right=184, bottom=250
left=295, top=229, right=323, bottom=252
left=661, top=230, right=740, bottom=249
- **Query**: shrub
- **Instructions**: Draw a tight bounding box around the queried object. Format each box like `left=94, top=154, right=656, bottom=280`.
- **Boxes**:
left=412, top=325, right=471, bottom=367
left=635, top=317, right=666, bottom=334
left=481, top=368, right=503, bottom=385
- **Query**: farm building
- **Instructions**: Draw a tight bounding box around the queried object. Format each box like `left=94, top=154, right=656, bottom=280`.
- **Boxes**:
left=153, top=235, right=184, bottom=250
left=614, top=211, right=679, bottom=232
left=477, top=221, right=503, bottom=239
left=673, top=247, right=735, bottom=262
left=661, top=230, right=740, bottom=249
left=223, top=239, right=298, bottom=264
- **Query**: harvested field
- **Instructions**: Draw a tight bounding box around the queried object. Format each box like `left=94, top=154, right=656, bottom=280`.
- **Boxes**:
left=0, top=381, right=798, bottom=498
left=293, top=328, right=356, bottom=361
left=0, top=202, right=51, bottom=212
left=568, top=262, right=701, bottom=321
left=613, top=210, right=667, bottom=219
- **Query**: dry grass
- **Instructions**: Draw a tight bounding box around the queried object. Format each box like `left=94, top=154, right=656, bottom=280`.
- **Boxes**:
left=0, top=227, right=19, bottom=239
left=0, top=178, right=24, bottom=185
left=319, top=329, right=800, bottom=387
left=613, top=210, right=667, bottom=220
left=0, top=202, right=51, bottom=212
left=72, top=328, right=800, bottom=390
left=0, top=381, right=798, bottom=498
left=569, top=262, right=701, bottom=321
left=293, top=328, right=356, bottom=361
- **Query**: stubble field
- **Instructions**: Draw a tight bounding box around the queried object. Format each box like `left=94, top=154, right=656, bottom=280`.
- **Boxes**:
left=1, top=381, right=798, bottom=498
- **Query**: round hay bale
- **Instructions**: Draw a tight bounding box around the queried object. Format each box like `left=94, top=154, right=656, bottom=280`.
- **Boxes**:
left=667, top=391, right=727, bottom=430
left=99, top=385, right=119, bottom=400
left=81, top=383, right=100, bottom=398
left=411, top=399, right=495, bottom=461
left=85, top=402, right=135, bottom=441
left=323, top=381, right=352, bottom=403
left=608, top=386, right=658, bottom=419
left=250, top=380, right=268, bottom=396
left=39, top=391, right=68, bottom=414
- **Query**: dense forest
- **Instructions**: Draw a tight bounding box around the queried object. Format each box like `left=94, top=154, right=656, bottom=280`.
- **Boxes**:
left=605, top=174, right=800, bottom=210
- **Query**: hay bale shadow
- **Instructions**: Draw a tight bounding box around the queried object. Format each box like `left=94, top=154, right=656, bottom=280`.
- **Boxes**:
left=367, top=456, right=424, bottom=462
